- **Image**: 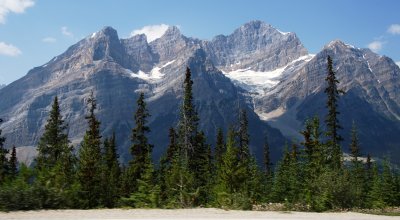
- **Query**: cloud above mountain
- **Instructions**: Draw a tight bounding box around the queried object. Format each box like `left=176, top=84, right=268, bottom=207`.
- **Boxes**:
left=388, top=24, right=400, bottom=35
left=0, top=42, right=21, bottom=56
left=130, top=24, right=169, bottom=42
left=367, top=40, right=384, bottom=53
left=0, top=0, right=34, bottom=24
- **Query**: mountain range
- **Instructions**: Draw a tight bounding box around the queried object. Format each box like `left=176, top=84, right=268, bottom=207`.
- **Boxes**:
left=0, top=20, right=399, bottom=164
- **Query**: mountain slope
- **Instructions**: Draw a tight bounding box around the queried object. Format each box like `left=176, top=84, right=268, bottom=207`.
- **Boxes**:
left=255, top=40, right=400, bottom=161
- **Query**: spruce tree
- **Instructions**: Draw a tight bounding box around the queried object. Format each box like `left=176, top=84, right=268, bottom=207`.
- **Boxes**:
left=36, top=96, right=70, bottom=169
left=214, top=127, right=246, bottom=208
left=238, top=109, right=250, bottom=161
left=0, top=118, right=8, bottom=183
left=324, top=55, right=343, bottom=170
left=0, top=124, right=9, bottom=184
left=129, top=92, right=153, bottom=193
left=190, top=131, right=212, bottom=205
left=348, top=123, right=365, bottom=207
left=178, top=67, right=199, bottom=160
left=159, top=127, right=177, bottom=203
left=381, top=159, right=396, bottom=206
left=123, top=152, right=160, bottom=208
left=77, top=91, right=103, bottom=208
left=215, top=128, right=225, bottom=167
left=168, top=67, right=199, bottom=207
left=102, top=133, right=120, bottom=208
left=263, top=135, right=272, bottom=177
left=9, top=145, right=17, bottom=178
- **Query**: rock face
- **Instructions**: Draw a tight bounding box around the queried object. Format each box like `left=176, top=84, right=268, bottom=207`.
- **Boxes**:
left=0, top=21, right=399, bottom=164
left=204, top=20, right=308, bottom=72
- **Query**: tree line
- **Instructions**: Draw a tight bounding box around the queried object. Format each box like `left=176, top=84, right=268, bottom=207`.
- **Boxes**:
left=0, top=56, right=399, bottom=211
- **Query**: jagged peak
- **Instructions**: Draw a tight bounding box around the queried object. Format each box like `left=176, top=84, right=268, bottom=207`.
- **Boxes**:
left=162, top=26, right=181, bottom=37
left=236, top=20, right=291, bottom=36
left=324, top=39, right=357, bottom=50
left=89, top=26, right=119, bottom=40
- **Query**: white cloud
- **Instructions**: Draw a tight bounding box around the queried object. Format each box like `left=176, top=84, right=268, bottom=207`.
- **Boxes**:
left=0, top=0, right=34, bottom=24
left=388, top=24, right=400, bottom=35
left=130, top=24, right=169, bottom=42
left=0, top=42, right=21, bottom=56
left=61, top=26, right=73, bottom=37
left=367, top=40, right=384, bottom=53
left=42, top=37, right=56, bottom=43
left=396, top=61, right=400, bottom=68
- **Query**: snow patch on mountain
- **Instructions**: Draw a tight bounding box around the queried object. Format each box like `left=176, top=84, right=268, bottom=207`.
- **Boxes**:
left=396, top=61, right=400, bottom=68
left=129, top=60, right=176, bottom=81
left=222, top=55, right=314, bottom=95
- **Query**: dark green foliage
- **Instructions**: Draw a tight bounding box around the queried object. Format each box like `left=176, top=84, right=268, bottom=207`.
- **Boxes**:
left=214, top=127, right=249, bottom=209
left=164, top=149, right=195, bottom=208
left=263, top=135, right=272, bottom=178
left=102, top=133, right=120, bottom=208
left=348, top=123, right=365, bottom=208
left=122, top=153, right=159, bottom=208
left=324, top=56, right=343, bottom=170
left=178, top=67, right=199, bottom=161
left=77, top=91, right=103, bottom=208
left=0, top=118, right=8, bottom=184
left=159, top=127, right=177, bottom=203
left=190, top=131, right=212, bottom=205
left=129, top=92, right=153, bottom=193
left=9, top=145, right=17, bottom=178
left=238, top=109, right=250, bottom=161
left=215, top=128, right=225, bottom=167
left=36, top=96, right=69, bottom=169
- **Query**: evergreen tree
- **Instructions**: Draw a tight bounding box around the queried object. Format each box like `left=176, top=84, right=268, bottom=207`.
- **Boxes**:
left=0, top=118, right=9, bottom=183
left=215, top=128, right=225, bottom=167
left=367, top=163, right=385, bottom=208
left=159, top=127, right=177, bottom=203
left=178, top=67, right=199, bottom=160
left=123, top=152, right=160, bottom=208
left=238, top=109, right=250, bottom=161
left=381, top=159, right=396, bottom=206
left=166, top=67, right=199, bottom=207
left=190, top=131, right=212, bottom=205
left=129, top=92, right=153, bottom=193
left=263, top=135, right=272, bottom=177
left=214, top=127, right=249, bottom=209
left=165, top=147, right=195, bottom=208
left=324, top=55, right=343, bottom=170
left=348, top=123, right=365, bottom=207
left=102, top=133, right=120, bottom=208
left=9, top=145, right=17, bottom=178
left=36, top=96, right=69, bottom=169
left=77, top=91, right=103, bottom=208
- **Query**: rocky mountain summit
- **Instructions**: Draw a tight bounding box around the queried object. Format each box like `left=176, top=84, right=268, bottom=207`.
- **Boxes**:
left=0, top=21, right=399, bottom=163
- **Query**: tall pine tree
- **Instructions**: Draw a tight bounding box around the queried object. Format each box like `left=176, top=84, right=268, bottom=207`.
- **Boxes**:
left=129, top=92, right=153, bottom=193
left=324, top=55, right=343, bottom=170
left=178, top=67, right=199, bottom=160
left=238, top=109, right=250, bottom=161
left=78, top=91, right=103, bottom=208
left=215, top=128, right=225, bottom=168
left=0, top=118, right=8, bottom=183
left=9, top=145, right=17, bottom=178
left=102, top=133, right=120, bottom=208
left=36, top=96, right=70, bottom=169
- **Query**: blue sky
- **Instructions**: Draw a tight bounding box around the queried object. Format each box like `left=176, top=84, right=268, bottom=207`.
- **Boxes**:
left=0, top=0, right=399, bottom=85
